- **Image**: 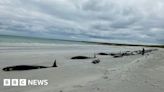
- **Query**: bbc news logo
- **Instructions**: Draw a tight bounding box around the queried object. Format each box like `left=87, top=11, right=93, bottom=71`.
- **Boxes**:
left=3, top=79, right=48, bottom=86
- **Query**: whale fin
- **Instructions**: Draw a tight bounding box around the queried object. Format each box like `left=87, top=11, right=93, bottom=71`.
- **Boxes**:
left=52, top=60, right=57, bottom=67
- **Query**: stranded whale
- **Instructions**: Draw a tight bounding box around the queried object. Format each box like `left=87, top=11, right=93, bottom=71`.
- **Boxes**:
left=2, top=60, right=57, bottom=71
left=92, top=59, right=100, bottom=64
left=71, top=53, right=97, bottom=59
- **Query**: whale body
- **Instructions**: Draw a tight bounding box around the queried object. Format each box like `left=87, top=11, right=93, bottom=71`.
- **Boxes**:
left=2, top=60, right=57, bottom=71
left=3, top=65, right=47, bottom=71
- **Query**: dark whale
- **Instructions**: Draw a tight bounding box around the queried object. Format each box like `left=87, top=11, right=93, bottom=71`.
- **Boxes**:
left=92, top=59, right=100, bottom=64
left=71, top=56, right=90, bottom=59
left=2, top=60, right=58, bottom=71
left=98, top=53, right=109, bottom=55
left=110, top=49, right=158, bottom=58
left=3, top=65, right=47, bottom=71
left=71, top=53, right=97, bottom=59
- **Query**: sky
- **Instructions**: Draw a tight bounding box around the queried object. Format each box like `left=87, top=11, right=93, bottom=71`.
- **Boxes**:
left=0, top=0, right=164, bottom=45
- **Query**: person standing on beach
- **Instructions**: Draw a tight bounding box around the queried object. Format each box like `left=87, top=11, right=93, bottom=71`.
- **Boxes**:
left=142, top=48, right=145, bottom=55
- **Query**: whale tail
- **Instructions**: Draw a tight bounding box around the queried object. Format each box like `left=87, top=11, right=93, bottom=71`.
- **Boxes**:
left=52, top=60, right=58, bottom=67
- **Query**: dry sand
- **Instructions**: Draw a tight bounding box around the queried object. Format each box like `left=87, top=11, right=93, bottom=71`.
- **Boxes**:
left=0, top=44, right=164, bottom=92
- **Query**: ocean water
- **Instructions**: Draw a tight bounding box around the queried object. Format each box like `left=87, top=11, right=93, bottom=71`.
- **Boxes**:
left=0, top=35, right=86, bottom=46
left=0, top=35, right=113, bottom=53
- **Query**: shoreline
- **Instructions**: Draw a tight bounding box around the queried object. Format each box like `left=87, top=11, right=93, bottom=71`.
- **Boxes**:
left=1, top=34, right=164, bottom=48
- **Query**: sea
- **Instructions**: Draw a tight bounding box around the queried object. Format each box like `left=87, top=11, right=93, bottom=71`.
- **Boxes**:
left=0, top=35, right=87, bottom=47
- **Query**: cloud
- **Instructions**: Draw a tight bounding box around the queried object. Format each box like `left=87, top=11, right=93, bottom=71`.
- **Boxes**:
left=0, top=0, right=164, bottom=44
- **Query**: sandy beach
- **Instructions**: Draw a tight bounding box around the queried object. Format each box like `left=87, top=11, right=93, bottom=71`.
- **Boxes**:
left=0, top=44, right=164, bottom=92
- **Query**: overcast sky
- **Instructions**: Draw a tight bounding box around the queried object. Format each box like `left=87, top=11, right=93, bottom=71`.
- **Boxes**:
left=0, top=0, right=164, bottom=44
